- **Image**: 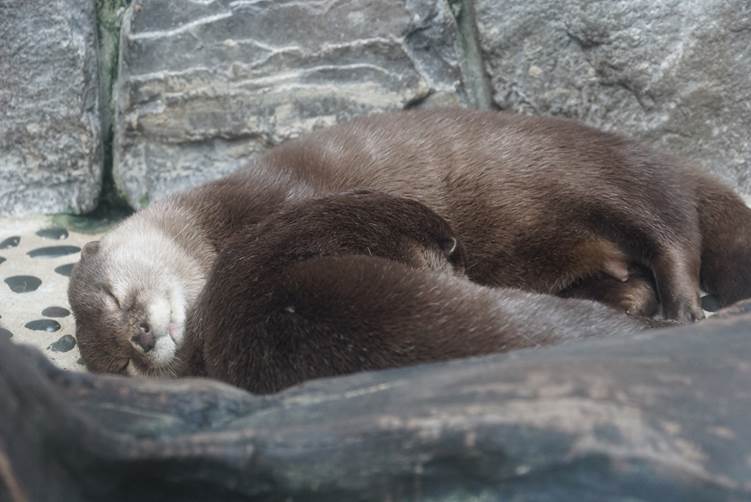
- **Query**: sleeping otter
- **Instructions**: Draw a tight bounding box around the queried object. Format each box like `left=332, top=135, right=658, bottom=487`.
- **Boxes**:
left=69, top=109, right=751, bottom=376
left=182, top=191, right=666, bottom=393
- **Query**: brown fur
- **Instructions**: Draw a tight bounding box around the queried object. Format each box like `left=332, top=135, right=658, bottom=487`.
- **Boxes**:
left=560, top=266, right=660, bottom=318
left=179, top=109, right=751, bottom=321
left=182, top=192, right=663, bottom=394
left=70, top=109, right=751, bottom=375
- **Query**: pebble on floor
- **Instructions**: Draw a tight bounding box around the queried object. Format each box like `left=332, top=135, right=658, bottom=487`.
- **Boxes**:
left=0, top=216, right=103, bottom=371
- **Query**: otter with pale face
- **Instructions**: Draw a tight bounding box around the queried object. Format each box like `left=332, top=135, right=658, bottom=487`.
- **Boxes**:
left=68, top=202, right=215, bottom=376
left=70, top=109, right=751, bottom=378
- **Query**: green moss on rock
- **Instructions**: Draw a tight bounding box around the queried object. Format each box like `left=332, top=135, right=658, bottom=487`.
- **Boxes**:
left=95, top=0, right=131, bottom=211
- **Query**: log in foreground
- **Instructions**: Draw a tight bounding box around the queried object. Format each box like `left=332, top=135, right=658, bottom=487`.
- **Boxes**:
left=2, top=312, right=751, bottom=501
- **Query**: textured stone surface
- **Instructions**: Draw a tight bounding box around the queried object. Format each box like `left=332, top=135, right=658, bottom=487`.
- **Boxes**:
left=25, top=319, right=62, bottom=333
left=41, top=306, right=71, bottom=318
left=27, top=245, right=81, bottom=258
left=475, top=0, right=751, bottom=194
left=114, top=0, right=468, bottom=208
left=48, top=334, right=77, bottom=352
left=0, top=236, right=20, bottom=250
left=35, top=227, right=70, bottom=240
left=0, top=0, right=102, bottom=215
left=4, top=276, right=42, bottom=294
left=2, top=313, right=751, bottom=500
left=0, top=216, right=102, bottom=372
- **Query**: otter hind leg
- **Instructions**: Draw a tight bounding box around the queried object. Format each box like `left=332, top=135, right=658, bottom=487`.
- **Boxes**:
left=560, top=268, right=659, bottom=318
left=558, top=238, right=704, bottom=321
left=651, top=245, right=704, bottom=322
left=543, top=238, right=633, bottom=293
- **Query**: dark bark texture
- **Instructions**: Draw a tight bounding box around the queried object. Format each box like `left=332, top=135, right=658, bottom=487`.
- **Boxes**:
left=2, top=307, right=751, bottom=501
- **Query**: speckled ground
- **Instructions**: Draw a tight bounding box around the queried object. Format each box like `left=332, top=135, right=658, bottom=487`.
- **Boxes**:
left=0, top=216, right=106, bottom=371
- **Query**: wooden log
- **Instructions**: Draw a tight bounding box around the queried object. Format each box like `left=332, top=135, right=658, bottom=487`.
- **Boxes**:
left=2, top=310, right=751, bottom=501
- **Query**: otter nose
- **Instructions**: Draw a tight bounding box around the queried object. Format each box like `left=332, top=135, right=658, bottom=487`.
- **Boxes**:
left=131, top=323, right=155, bottom=353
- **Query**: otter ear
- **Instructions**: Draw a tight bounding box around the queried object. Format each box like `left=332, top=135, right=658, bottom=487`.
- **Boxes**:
left=440, top=237, right=458, bottom=257
left=81, top=241, right=100, bottom=259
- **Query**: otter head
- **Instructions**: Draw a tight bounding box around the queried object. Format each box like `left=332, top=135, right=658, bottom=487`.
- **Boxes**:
left=68, top=224, right=204, bottom=377
left=347, top=190, right=467, bottom=276
left=261, top=190, right=467, bottom=276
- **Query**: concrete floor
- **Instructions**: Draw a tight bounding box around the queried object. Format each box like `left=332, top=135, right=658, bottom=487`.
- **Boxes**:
left=0, top=216, right=104, bottom=371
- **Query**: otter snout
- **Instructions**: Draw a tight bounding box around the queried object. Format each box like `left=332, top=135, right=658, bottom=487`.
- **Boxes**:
left=131, top=326, right=156, bottom=353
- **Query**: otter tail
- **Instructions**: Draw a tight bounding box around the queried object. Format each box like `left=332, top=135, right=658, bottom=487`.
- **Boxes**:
left=697, top=175, right=751, bottom=306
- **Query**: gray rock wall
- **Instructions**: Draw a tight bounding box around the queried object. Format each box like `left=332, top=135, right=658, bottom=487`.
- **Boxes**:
left=114, top=0, right=467, bottom=208
left=475, top=0, right=751, bottom=192
left=0, top=0, right=102, bottom=216
left=1, top=0, right=750, bottom=213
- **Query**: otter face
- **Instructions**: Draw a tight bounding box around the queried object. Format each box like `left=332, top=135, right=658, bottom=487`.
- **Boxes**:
left=68, top=235, right=191, bottom=377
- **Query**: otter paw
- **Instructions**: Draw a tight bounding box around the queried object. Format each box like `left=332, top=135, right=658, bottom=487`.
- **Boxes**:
left=663, top=299, right=705, bottom=323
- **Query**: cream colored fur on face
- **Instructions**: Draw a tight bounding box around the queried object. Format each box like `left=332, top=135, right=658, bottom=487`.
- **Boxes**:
left=99, top=202, right=213, bottom=375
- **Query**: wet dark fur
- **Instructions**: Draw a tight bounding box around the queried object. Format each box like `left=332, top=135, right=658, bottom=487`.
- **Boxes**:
left=176, top=109, right=751, bottom=321
left=182, top=192, right=663, bottom=394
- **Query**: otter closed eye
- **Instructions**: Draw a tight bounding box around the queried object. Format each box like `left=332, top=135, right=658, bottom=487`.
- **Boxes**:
left=101, top=287, right=120, bottom=308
